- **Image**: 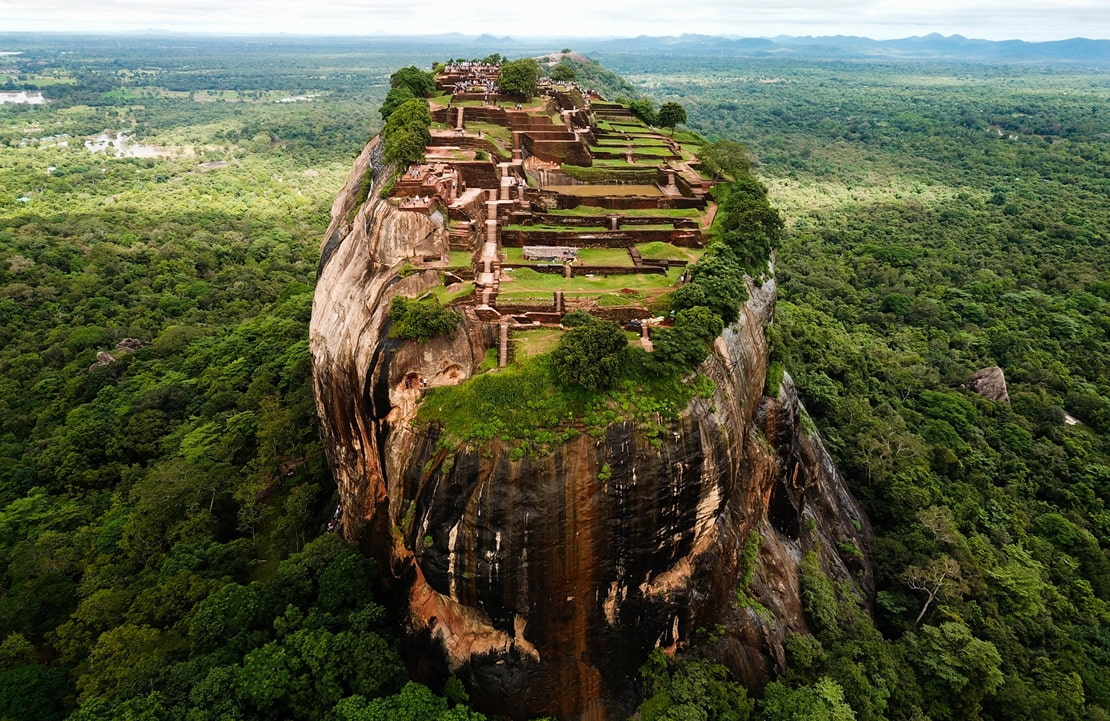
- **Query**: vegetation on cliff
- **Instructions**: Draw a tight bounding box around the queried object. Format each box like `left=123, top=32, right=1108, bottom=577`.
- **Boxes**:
left=388, top=297, right=461, bottom=343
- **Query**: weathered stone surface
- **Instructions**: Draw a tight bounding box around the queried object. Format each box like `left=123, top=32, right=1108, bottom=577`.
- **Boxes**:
left=310, top=143, right=872, bottom=721
left=968, top=365, right=1010, bottom=402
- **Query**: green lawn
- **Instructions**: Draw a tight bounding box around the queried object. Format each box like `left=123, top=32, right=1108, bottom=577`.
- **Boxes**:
left=575, top=247, right=635, bottom=266
left=502, top=223, right=607, bottom=232
left=426, top=281, right=475, bottom=305
left=546, top=206, right=702, bottom=219
left=498, top=266, right=682, bottom=299
left=512, top=328, right=565, bottom=359
left=447, top=250, right=474, bottom=267
left=593, top=158, right=663, bottom=167
left=597, top=120, right=651, bottom=132
left=594, top=138, right=670, bottom=147
left=463, top=121, right=512, bottom=144
left=636, top=242, right=705, bottom=262
left=557, top=165, right=658, bottom=183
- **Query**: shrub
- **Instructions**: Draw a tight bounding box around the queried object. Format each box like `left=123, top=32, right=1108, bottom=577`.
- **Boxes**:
left=388, top=297, right=461, bottom=342
left=551, top=317, right=628, bottom=391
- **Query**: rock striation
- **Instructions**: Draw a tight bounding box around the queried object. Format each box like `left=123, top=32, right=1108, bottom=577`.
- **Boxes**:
left=310, top=66, right=872, bottom=721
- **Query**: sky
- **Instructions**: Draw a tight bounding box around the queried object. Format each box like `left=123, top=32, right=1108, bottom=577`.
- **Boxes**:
left=1, top=0, right=1107, bottom=42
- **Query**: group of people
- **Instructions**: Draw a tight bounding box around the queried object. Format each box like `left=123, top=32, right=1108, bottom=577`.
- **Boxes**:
left=444, top=61, right=500, bottom=74
left=451, top=78, right=499, bottom=96
left=403, top=375, right=429, bottom=390
left=400, top=195, right=431, bottom=207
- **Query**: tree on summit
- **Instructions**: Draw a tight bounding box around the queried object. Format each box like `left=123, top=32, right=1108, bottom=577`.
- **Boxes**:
left=657, top=102, right=687, bottom=135
left=499, top=59, right=541, bottom=100
left=628, top=98, right=658, bottom=126
left=550, top=63, right=577, bottom=82
left=389, top=66, right=436, bottom=97
left=383, top=98, right=431, bottom=167
left=551, top=317, right=628, bottom=391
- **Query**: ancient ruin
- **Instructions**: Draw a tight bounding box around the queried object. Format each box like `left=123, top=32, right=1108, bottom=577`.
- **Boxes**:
left=383, top=59, right=714, bottom=344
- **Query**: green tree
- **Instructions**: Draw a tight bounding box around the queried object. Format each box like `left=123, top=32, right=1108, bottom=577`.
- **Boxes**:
left=0, top=664, right=68, bottom=721
left=551, top=317, right=628, bottom=391
left=388, top=297, right=461, bottom=342
left=760, top=677, right=857, bottom=721
left=550, top=63, right=577, bottom=82
left=389, top=66, right=436, bottom=97
left=628, top=98, right=658, bottom=126
left=498, top=59, right=540, bottom=99
left=334, top=681, right=486, bottom=721
left=383, top=127, right=427, bottom=168
left=909, top=621, right=1003, bottom=721
left=698, top=140, right=752, bottom=179
left=637, top=649, right=754, bottom=721
left=380, top=85, right=416, bottom=121
left=658, top=102, right=687, bottom=135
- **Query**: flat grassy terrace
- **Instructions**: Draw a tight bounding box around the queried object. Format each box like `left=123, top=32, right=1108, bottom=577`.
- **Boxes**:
left=416, top=352, right=714, bottom=449
left=545, top=207, right=702, bottom=218
left=637, top=241, right=705, bottom=262
left=502, top=223, right=608, bottom=232
left=463, top=121, right=512, bottom=144
left=447, top=250, right=475, bottom=267
left=594, top=137, right=670, bottom=147
left=502, top=247, right=634, bottom=266
left=593, top=158, right=665, bottom=168
left=425, top=281, right=475, bottom=305
left=512, top=327, right=564, bottom=359
left=596, top=120, right=652, bottom=132
left=497, top=266, right=683, bottom=303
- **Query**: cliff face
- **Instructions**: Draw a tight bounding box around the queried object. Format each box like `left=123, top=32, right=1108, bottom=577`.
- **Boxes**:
left=310, top=144, right=872, bottom=721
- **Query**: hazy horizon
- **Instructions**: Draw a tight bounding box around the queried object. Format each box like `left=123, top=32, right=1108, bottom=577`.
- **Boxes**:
left=1, top=0, right=1107, bottom=44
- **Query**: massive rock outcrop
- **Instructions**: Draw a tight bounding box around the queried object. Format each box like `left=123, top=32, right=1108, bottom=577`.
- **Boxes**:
left=311, top=139, right=872, bottom=721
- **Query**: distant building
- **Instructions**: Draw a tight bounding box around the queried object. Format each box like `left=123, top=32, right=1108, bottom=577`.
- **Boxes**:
left=0, top=91, right=46, bottom=105
left=523, top=246, right=578, bottom=262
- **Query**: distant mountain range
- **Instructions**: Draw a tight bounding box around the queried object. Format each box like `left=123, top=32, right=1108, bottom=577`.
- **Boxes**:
left=587, top=32, right=1110, bottom=63
left=365, top=31, right=1110, bottom=65
left=3, top=30, right=1107, bottom=65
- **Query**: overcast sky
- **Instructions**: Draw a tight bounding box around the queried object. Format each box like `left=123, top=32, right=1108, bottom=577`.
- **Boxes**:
left=2, top=0, right=1107, bottom=42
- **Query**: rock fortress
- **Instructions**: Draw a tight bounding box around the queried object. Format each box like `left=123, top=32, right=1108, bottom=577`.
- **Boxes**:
left=310, top=56, right=871, bottom=721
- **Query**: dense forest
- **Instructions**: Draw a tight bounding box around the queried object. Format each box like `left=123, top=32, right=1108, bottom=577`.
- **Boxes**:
left=0, top=34, right=1107, bottom=720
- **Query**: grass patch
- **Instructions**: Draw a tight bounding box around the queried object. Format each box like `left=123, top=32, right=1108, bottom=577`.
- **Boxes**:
left=597, top=120, right=652, bottom=132
left=502, top=223, right=606, bottom=232
left=447, top=250, right=474, bottom=267
left=637, top=241, right=704, bottom=262
left=596, top=292, right=642, bottom=306
left=673, top=130, right=706, bottom=145
left=478, top=347, right=499, bottom=372
left=463, top=121, right=512, bottom=144
left=500, top=266, right=682, bottom=295
left=513, top=328, right=564, bottom=358
left=594, top=137, right=669, bottom=147
left=558, top=165, right=658, bottom=183
left=416, top=352, right=711, bottom=448
left=546, top=206, right=701, bottom=219
left=593, top=158, right=661, bottom=168
left=632, top=147, right=679, bottom=158
left=425, top=281, right=474, bottom=305
left=575, top=247, right=635, bottom=266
